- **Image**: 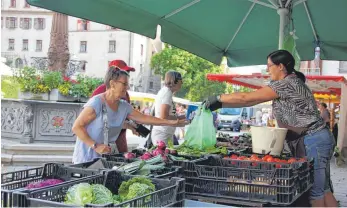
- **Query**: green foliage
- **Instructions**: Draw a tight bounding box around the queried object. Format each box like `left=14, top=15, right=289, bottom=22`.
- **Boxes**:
left=1, top=76, right=19, bottom=98
left=13, top=67, right=50, bottom=93
left=69, top=75, right=103, bottom=98
left=150, top=46, right=227, bottom=102
left=42, top=71, right=63, bottom=91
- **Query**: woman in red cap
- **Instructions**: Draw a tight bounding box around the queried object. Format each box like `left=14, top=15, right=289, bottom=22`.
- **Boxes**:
left=91, top=60, right=136, bottom=153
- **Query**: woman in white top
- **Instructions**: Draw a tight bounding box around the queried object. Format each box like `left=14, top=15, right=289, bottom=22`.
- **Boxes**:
left=151, top=71, right=186, bottom=145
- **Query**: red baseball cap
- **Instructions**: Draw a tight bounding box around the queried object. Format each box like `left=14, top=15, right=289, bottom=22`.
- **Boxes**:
left=109, top=60, right=135, bottom=72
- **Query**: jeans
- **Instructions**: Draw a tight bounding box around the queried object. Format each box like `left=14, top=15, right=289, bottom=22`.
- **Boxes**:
left=304, top=127, right=335, bottom=200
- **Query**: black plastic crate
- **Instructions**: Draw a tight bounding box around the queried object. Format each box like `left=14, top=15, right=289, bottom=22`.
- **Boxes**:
left=70, top=158, right=181, bottom=178
left=102, top=153, right=138, bottom=163
left=169, top=155, right=207, bottom=170
left=181, top=155, right=313, bottom=185
left=13, top=171, right=185, bottom=207
left=185, top=177, right=301, bottom=205
left=1, top=163, right=100, bottom=207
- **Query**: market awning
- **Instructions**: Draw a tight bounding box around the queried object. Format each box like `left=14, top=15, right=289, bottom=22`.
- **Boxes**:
left=207, top=73, right=347, bottom=96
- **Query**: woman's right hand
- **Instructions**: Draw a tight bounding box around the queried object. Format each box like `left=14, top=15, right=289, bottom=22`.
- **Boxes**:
left=170, top=119, right=189, bottom=127
left=94, top=144, right=111, bottom=154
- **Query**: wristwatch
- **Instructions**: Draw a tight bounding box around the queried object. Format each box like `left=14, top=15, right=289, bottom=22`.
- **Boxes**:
left=91, top=142, right=98, bottom=150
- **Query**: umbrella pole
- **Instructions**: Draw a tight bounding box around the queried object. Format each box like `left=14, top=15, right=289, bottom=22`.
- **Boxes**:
left=277, top=8, right=289, bottom=49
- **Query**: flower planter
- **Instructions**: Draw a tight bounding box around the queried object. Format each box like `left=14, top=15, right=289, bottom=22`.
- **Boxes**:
left=49, top=89, right=89, bottom=102
left=18, top=91, right=49, bottom=100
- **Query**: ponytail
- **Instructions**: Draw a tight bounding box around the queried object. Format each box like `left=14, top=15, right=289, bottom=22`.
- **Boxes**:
left=294, top=70, right=306, bottom=83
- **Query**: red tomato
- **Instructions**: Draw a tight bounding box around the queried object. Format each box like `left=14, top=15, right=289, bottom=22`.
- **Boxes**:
left=287, top=158, right=297, bottom=164
left=230, top=154, right=238, bottom=159
left=266, top=157, right=275, bottom=163
left=275, top=164, right=282, bottom=168
left=238, top=156, right=247, bottom=160
left=274, top=158, right=281, bottom=162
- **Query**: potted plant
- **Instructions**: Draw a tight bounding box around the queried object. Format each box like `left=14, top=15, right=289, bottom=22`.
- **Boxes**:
left=15, top=67, right=50, bottom=100
left=68, top=75, right=103, bottom=102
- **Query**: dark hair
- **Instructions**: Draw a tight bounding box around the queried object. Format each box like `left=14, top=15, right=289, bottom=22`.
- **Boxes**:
left=321, top=103, right=327, bottom=108
left=164, top=71, right=182, bottom=87
left=295, top=71, right=306, bottom=83
left=267, top=50, right=302, bottom=76
left=104, top=67, right=129, bottom=89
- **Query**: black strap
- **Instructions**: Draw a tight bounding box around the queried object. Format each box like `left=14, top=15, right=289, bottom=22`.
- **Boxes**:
left=102, top=101, right=109, bottom=145
left=144, top=105, right=155, bottom=149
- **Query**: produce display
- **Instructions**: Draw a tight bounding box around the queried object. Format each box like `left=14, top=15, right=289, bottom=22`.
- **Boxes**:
left=167, top=140, right=227, bottom=157
left=64, top=177, right=155, bottom=206
left=25, top=179, right=64, bottom=189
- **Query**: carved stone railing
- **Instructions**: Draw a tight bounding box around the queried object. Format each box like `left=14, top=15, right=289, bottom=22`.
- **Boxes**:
left=1, top=99, right=84, bottom=144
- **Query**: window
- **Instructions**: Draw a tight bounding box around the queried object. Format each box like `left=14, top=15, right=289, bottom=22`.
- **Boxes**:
left=80, top=41, right=87, bottom=53
left=6, top=17, right=17, bottom=29
left=34, top=18, right=45, bottom=30
left=80, top=61, right=86, bottom=71
left=339, top=61, right=347, bottom=73
left=22, top=39, right=28, bottom=51
left=149, top=82, right=153, bottom=89
left=10, top=0, right=16, bottom=7
left=24, top=1, right=30, bottom=8
left=140, top=44, right=144, bottom=56
left=109, top=40, right=116, bottom=53
left=15, top=58, right=23, bottom=68
left=36, top=40, right=42, bottom=51
left=77, top=19, right=89, bottom=31
left=8, top=39, right=15, bottom=51
left=140, top=64, right=143, bottom=73
left=20, top=18, right=31, bottom=29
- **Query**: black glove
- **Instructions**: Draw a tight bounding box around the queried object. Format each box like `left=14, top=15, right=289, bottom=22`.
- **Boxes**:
left=203, top=95, right=222, bottom=111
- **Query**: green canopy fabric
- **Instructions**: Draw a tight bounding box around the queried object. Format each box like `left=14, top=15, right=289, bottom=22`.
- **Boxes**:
left=27, top=0, right=347, bottom=67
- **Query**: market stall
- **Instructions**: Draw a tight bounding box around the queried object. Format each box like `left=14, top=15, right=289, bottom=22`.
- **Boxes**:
left=207, top=73, right=347, bottom=161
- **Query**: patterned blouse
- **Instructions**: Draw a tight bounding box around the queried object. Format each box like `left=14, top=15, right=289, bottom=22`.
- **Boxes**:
left=268, top=74, right=326, bottom=135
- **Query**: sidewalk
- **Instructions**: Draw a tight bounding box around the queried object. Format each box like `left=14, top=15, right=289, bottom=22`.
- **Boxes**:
left=330, top=159, right=347, bottom=207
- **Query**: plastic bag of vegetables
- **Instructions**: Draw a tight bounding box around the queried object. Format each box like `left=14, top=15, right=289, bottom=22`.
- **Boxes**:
left=184, top=105, right=217, bottom=150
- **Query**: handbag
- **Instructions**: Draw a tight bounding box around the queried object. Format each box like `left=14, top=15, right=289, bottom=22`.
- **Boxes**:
left=144, top=105, right=155, bottom=149
left=102, top=102, right=119, bottom=154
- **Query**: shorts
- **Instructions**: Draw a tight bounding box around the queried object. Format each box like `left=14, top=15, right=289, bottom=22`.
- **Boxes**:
left=304, top=127, right=335, bottom=200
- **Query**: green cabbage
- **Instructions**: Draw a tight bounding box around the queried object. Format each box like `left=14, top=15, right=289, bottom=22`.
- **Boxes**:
left=113, top=195, right=122, bottom=205
left=65, top=183, right=93, bottom=206
left=91, top=184, right=113, bottom=205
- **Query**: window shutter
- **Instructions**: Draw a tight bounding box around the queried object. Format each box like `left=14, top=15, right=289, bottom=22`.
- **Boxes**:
left=19, top=18, right=23, bottom=29
left=6, top=17, right=10, bottom=28
left=14, top=17, right=18, bottom=28
left=33, top=18, right=37, bottom=29
left=77, top=19, right=81, bottom=30
left=42, top=18, right=45, bottom=29
left=29, top=18, right=32, bottom=29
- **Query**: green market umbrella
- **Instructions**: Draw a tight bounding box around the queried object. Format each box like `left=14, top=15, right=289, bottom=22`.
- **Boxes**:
left=27, top=0, right=347, bottom=67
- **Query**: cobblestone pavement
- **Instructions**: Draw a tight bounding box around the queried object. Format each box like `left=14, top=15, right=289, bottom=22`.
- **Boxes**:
left=330, top=159, right=347, bottom=207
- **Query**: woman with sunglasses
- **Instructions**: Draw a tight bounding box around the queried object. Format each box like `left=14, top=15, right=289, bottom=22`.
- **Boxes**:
left=150, top=71, right=185, bottom=145
left=203, top=50, right=337, bottom=207
left=72, top=68, right=188, bottom=164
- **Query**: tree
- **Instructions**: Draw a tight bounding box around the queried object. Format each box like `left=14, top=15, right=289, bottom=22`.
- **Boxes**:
left=151, top=46, right=227, bottom=102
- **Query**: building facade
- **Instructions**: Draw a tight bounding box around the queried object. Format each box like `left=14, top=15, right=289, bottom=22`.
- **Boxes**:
left=1, top=0, right=53, bottom=68
left=1, top=0, right=162, bottom=93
